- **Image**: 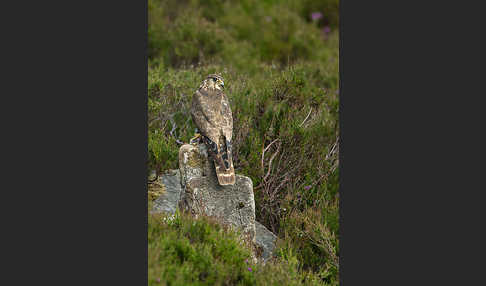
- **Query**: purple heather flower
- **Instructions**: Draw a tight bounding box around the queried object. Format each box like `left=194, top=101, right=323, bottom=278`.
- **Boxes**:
left=323, top=26, right=331, bottom=34
left=304, top=185, right=311, bottom=191
left=245, top=259, right=249, bottom=264
left=248, top=267, right=252, bottom=272
left=156, top=278, right=160, bottom=283
left=311, top=12, right=323, bottom=21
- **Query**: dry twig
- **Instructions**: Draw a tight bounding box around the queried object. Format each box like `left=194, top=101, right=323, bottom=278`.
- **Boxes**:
left=299, top=107, right=313, bottom=127
left=263, top=140, right=281, bottom=183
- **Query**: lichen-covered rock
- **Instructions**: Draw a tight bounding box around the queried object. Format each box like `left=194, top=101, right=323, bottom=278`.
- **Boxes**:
left=148, top=170, right=166, bottom=201
left=149, top=147, right=277, bottom=262
left=151, top=169, right=182, bottom=215
left=178, top=143, right=256, bottom=242
left=255, top=221, right=278, bottom=263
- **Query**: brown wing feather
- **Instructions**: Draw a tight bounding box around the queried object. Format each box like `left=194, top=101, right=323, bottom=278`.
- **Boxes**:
left=217, top=92, right=235, bottom=185
left=191, top=89, right=219, bottom=144
left=220, top=92, right=233, bottom=140
left=191, top=89, right=235, bottom=185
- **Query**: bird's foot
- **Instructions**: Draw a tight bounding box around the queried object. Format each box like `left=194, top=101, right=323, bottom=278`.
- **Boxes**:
left=190, top=133, right=202, bottom=145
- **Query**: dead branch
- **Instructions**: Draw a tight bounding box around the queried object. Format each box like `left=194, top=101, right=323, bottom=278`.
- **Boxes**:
left=263, top=138, right=280, bottom=156
left=260, top=138, right=280, bottom=177
left=272, top=176, right=290, bottom=196
left=326, top=135, right=339, bottom=161
left=299, top=107, right=313, bottom=127
left=263, top=140, right=281, bottom=183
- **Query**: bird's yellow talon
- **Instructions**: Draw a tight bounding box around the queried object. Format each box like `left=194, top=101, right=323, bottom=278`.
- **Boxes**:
left=190, top=133, right=201, bottom=145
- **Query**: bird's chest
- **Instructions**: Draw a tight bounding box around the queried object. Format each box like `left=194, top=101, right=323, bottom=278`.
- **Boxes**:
left=203, top=95, right=225, bottom=119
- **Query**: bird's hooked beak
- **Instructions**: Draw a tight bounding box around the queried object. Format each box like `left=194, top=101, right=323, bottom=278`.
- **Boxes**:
left=220, top=81, right=224, bottom=89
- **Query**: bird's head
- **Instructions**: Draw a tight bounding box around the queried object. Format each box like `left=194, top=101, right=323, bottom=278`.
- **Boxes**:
left=200, top=74, right=224, bottom=91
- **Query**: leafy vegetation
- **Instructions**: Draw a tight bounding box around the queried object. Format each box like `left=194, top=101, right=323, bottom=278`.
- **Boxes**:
left=149, top=206, right=328, bottom=285
left=148, top=0, right=339, bottom=285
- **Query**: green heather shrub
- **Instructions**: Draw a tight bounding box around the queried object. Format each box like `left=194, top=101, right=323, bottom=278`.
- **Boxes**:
left=147, top=60, right=339, bottom=284
left=148, top=0, right=339, bottom=285
left=148, top=0, right=338, bottom=68
left=148, top=210, right=328, bottom=286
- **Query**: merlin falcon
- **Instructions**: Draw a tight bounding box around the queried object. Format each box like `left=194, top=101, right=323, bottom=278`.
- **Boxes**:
left=190, top=74, right=236, bottom=186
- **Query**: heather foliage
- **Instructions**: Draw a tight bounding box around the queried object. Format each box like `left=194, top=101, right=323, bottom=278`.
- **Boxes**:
left=149, top=207, right=327, bottom=285
left=149, top=0, right=339, bottom=68
left=148, top=0, right=339, bottom=284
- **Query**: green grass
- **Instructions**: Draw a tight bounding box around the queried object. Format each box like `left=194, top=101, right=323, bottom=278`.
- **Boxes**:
left=149, top=209, right=329, bottom=286
left=148, top=0, right=339, bottom=284
left=149, top=0, right=339, bottom=69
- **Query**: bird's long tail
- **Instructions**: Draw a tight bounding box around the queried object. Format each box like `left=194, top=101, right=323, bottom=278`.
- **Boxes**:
left=203, top=135, right=235, bottom=185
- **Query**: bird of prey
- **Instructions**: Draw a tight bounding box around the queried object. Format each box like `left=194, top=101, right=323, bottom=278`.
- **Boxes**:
left=190, top=74, right=235, bottom=186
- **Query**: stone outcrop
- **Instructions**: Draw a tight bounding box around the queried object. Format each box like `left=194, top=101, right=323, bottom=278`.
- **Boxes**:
left=150, top=143, right=277, bottom=262
left=150, top=169, right=181, bottom=215
left=178, top=143, right=256, bottom=242
left=255, top=221, right=278, bottom=263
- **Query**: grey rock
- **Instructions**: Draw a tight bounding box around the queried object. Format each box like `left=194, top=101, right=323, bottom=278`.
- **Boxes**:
left=178, top=143, right=256, bottom=242
left=151, top=169, right=182, bottom=215
left=149, top=144, right=277, bottom=262
left=255, top=221, right=278, bottom=263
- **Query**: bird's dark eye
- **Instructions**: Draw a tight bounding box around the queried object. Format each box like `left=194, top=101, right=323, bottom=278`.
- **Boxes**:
left=212, top=78, right=217, bottom=82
